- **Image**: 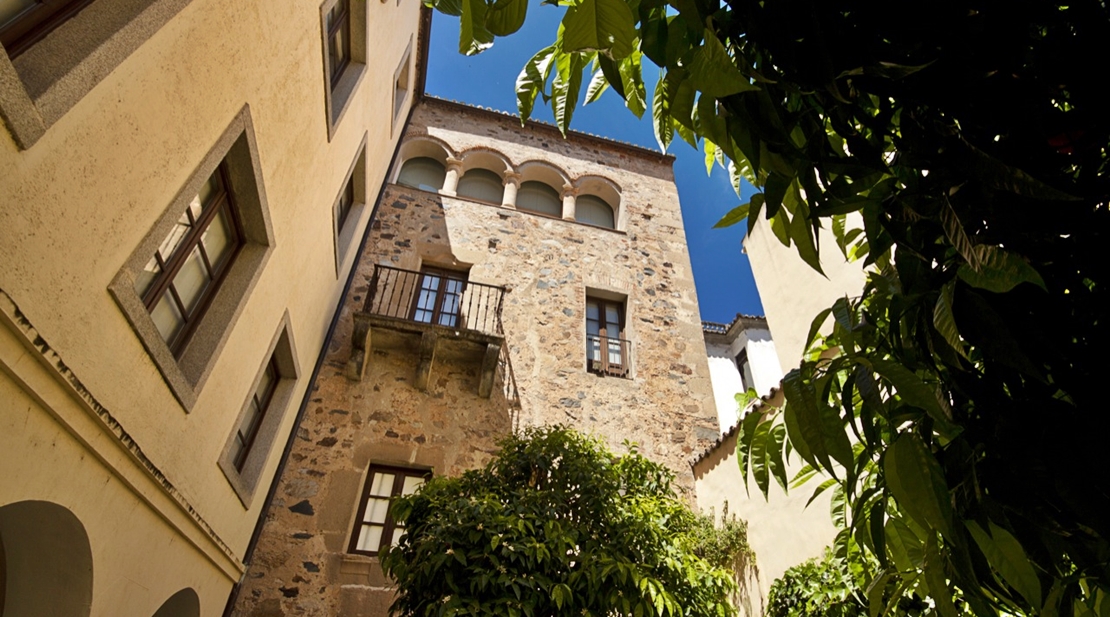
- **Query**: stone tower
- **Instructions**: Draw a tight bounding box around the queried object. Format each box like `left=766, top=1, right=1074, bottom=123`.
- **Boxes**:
left=232, top=97, right=719, bottom=616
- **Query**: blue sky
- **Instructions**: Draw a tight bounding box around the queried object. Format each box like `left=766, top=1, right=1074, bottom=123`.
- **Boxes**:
left=422, top=4, right=764, bottom=323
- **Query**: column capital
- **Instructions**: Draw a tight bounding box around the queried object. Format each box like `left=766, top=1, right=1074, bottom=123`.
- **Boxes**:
left=561, top=184, right=579, bottom=197
left=502, top=171, right=522, bottom=187
left=445, top=157, right=464, bottom=171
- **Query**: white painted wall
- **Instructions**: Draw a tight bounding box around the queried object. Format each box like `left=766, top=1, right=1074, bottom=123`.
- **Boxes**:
left=705, top=327, right=783, bottom=432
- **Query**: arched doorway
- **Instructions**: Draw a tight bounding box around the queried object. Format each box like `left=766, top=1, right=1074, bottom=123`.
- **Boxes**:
left=152, top=588, right=200, bottom=617
left=0, top=500, right=93, bottom=617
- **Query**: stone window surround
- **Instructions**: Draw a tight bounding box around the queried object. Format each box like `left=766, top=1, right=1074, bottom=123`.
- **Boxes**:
left=584, top=286, right=633, bottom=379
left=333, top=132, right=371, bottom=277
left=217, top=310, right=301, bottom=508
left=0, top=0, right=195, bottom=150
left=109, top=104, right=275, bottom=412
left=320, top=0, right=368, bottom=142
left=347, top=462, right=433, bottom=557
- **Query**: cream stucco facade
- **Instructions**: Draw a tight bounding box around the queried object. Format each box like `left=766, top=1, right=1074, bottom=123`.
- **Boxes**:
left=1, top=0, right=426, bottom=614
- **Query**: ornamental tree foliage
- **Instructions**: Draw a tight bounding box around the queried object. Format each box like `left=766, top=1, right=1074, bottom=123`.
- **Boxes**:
left=380, top=427, right=751, bottom=617
left=427, top=0, right=1110, bottom=614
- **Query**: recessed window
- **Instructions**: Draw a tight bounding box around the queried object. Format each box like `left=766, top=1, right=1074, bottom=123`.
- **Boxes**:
left=218, top=314, right=300, bottom=506
left=456, top=168, right=504, bottom=204
left=0, top=0, right=94, bottom=57
left=396, top=157, right=446, bottom=192
left=393, top=39, right=411, bottom=123
left=576, top=194, right=615, bottom=229
left=516, top=181, right=562, bottom=217
left=324, top=0, right=350, bottom=88
left=319, top=0, right=366, bottom=139
left=735, top=348, right=753, bottom=392
left=349, top=465, right=429, bottom=556
left=333, top=138, right=368, bottom=275
left=335, top=174, right=354, bottom=233
left=134, top=164, right=243, bottom=356
left=109, top=106, right=275, bottom=412
left=411, top=267, right=467, bottom=328
left=586, top=296, right=629, bottom=377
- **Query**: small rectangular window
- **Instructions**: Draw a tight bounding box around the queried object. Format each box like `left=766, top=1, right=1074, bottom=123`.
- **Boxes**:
left=325, top=0, right=350, bottom=88
left=231, top=354, right=279, bottom=471
left=735, top=348, right=752, bottom=392
left=410, top=267, right=467, bottom=328
left=586, top=296, right=629, bottom=377
left=333, top=138, right=367, bottom=275
left=319, top=0, right=366, bottom=139
left=349, top=465, right=430, bottom=556
left=392, top=39, right=412, bottom=123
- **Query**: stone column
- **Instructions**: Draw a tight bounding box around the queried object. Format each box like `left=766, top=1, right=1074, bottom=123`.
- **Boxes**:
left=561, top=184, right=578, bottom=221
left=501, top=172, right=521, bottom=208
left=441, top=157, right=463, bottom=196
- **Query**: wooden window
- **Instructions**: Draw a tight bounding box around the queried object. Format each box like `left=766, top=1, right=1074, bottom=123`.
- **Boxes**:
left=0, top=0, right=94, bottom=58
left=349, top=465, right=429, bottom=556
left=231, top=354, right=279, bottom=471
left=410, top=267, right=466, bottom=328
left=335, top=174, right=355, bottom=234
left=325, top=0, right=350, bottom=88
left=133, top=163, right=243, bottom=357
left=586, top=296, right=628, bottom=377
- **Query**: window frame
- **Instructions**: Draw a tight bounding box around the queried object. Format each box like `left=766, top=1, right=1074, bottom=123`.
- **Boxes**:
left=319, top=0, right=367, bottom=141
left=585, top=296, right=629, bottom=377
left=137, top=162, right=245, bottom=357
left=348, top=464, right=431, bottom=557
left=324, top=0, right=350, bottom=88
left=109, top=105, right=276, bottom=412
left=333, top=134, right=369, bottom=277
left=217, top=311, right=301, bottom=507
left=231, top=353, right=279, bottom=471
left=409, top=266, right=467, bottom=328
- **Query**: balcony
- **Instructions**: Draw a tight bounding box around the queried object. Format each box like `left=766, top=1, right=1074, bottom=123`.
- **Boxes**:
left=586, top=334, right=633, bottom=378
left=346, top=265, right=512, bottom=399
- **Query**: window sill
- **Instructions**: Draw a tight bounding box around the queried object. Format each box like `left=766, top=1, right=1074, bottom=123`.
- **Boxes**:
left=325, top=62, right=365, bottom=141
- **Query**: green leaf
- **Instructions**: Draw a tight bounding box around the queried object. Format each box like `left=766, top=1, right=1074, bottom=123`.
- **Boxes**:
left=516, top=45, right=557, bottom=121
left=924, top=534, right=959, bottom=617
left=806, top=478, right=837, bottom=508
left=685, top=34, right=758, bottom=98
left=957, top=245, right=1047, bottom=293
left=735, top=410, right=763, bottom=493
left=885, top=433, right=954, bottom=539
left=750, top=419, right=772, bottom=497
left=552, top=52, right=587, bottom=134
left=486, top=0, right=528, bottom=36
left=431, top=0, right=462, bottom=16
left=884, top=516, right=923, bottom=573
left=652, top=71, right=673, bottom=151
left=869, top=359, right=960, bottom=440
left=768, top=422, right=789, bottom=492
left=940, top=198, right=982, bottom=272
left=966, top=521, right=1043, bottom=608
left=597, top=53, right=625, bottom=99
left=804, top=307, right=833, bottom=353
left=669, top=76, right=696, bottom=133
left=560, top=0, right=636, bottom=60
left=786, top=190, right=824, bottom=275
left=703, top=139, right=716, bottom=175
left=783, top=369, right=835, bottom=476
left=866, top=570, right=893, bottom=617
left=585, top=68, right=609, bottom=104
left=933, top=280, right=968, bottom=359
left=713, top=203, right=749, bottom=229
left=459, top=0, right=494, bottom=56
left=769, top=205, right=791, bottom=247
left=618, top=51, right=647, bottom=118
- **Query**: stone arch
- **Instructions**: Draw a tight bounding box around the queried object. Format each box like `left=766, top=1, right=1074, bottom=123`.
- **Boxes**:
left=151, top=588, right=200, bottom=617
left=0, top=500, right=94, bottom=617
left=392, top=136, right=455, bottom=189
left=516, top=160, right=570, bottom=189
left=456, top=148, right=512, bottom=204
left=573, top=175, right=622, bottom=229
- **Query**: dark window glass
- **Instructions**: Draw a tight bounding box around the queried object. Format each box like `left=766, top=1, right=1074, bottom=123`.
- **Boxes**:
left=586, top=297, right=628, bottom=376
left=134, top=164, right=243, bottom=357
left=232, top=355, right=280, bottom=471
left=349, top=465, right=429, bottom=555
left=456, top=168, right=504, bottom=204
left=396, top=157, right=446, bottom=192
left=516, top=181, right=562, bottom=217
left=736, top=349, right=753, bottom=392
left=1, top=0, right=94, bottom=58
left=325, top=0, right=350, bottom=87
left=575, top=194, right=615, bottom=229
left=336, top=174, right=355, bottom=233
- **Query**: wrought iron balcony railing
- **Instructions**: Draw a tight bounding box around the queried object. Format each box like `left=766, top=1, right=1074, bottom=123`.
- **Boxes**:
left=586, top=334, right=632, bottom=378
left=364, top=264, right=506, bottom=337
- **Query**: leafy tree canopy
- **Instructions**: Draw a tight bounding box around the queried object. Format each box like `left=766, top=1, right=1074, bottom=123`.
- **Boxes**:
left=427, top=0, right=1110, bottom=614
left=381, top=427, right=752, bottom=617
